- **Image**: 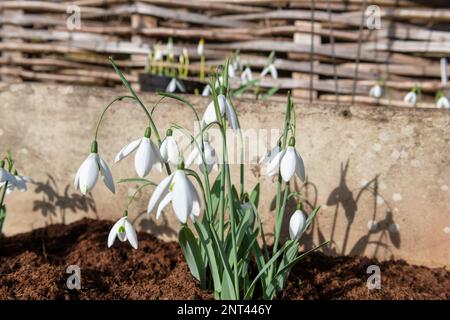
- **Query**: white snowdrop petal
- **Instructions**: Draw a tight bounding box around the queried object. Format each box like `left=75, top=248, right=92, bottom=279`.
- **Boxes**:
left=79, top=154, right=99, bottom=194
left=108, top=217, right=125, bottom=248
left=289, top=210, right=307, bottom=241
left=156, top=192, right=172, bottom=219
left=295, top=150, right=306, bottom=182
left=185, top=148, right=200, bottom=168
left=98, top=155, right=115, bottom=194
left=266, top=150, right=285, bottom=176
left=115, top=138, right=142, bottom=163
left=224, top=98, right=239, bottom=130
left=269, top=64, right=278, bottom=79
left=280, top=147, right=297, bottom=182
left=135, top=137, right=152, bottom=178
left=167, top=137, right=180, bottom=165
left=124, top=220, right=138, bottom=249
left=166, top=78, right=177, bottom=93
left=171, top=171, right=192, bottom=224
left=202, top=85, right=211, bottom=97
left=159, top=138, right=169, bottom=162
left=188, top=179, right=201, bottom=219
left=147, top=173, right=174, bottom=214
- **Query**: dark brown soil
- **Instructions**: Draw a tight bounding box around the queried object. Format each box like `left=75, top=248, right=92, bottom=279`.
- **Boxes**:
left=0, top=218, right=448, bottom=300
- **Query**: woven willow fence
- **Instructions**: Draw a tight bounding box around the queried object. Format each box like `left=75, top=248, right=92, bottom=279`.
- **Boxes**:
left=1, top=0, right=449, bottom=107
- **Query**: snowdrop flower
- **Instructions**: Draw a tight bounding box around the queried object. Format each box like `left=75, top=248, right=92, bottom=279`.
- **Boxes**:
left=202, top=84, right=211, bottom=97
left=260, top=64, right=278, bottom=79
left=108, top=214, right=138, bottom=249
left=185, top=135, right=219, bottom=174
left=74, top=141, right=115, bottom=195
left=289, top=210, right=307, bottom=241
left=197, top=38, right=204, bottom=56
left=436, top=95, right=450, bottom=108
left=266, top=137, right=305, bottom=182
left=166, top=78, right=186, bottom=93
left=228, top=63, right=236, bottom=78
left=6, top=170, right=31, bottom=195
left=241, top=67, right=253, bottom=85
left=115, top=127, right=162, bottom=178
left=160, top=129, right=179, bottom=166
left=202, top=94, right=239, bottom=130
left=154, top=44, right=163, bottom=61
left=147, top=162, right=201, bottom=224
left=259, top=143, right=281, bottom=165
left=403, top=90, right=417, bottom=106
left=369, top=84, right=382, bottom=98
left=0, top=160, right=17, bottom=188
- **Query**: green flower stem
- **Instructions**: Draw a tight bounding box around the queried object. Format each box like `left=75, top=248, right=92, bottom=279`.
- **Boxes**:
left=94, top=95, right=136, bottom=141
left=109, top=57, right=171, bottom=175
left=200, top=55, right=205, bottom=82
left=125, top=182, right=155, bottom=211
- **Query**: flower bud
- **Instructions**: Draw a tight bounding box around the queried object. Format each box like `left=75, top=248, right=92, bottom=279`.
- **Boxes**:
left=144, top=127, right=152, bottom=138
left=90, top=140, right=98, bottom=153
left=288, top=136, right=296, bottom=147
left=166, top=128, right=173, bottom=137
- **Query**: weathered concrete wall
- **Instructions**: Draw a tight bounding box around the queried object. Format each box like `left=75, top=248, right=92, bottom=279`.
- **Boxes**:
left=0, top=83, right=449, bottom=268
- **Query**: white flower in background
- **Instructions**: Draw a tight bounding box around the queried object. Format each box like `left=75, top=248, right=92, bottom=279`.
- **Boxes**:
left=259, top=143, right=281, bottom=165
left=403, top=90, right=417, bottom=106
left=436, top=95, right=450, bottom=108
left=154, top=45, right=163, bottom=61
left=74, top=141, right=115, bottom=195
left=197, top=38, right=204, bottom=56
left=160, top=129, right=179, bottom=166
left=369, top=84, right=382, bottom=98
left=289, top=210, right=307, bottom=241
left=228, top=63, right=236, bottom=78
left=6, top=171, right=32, bottom=195
left=166, top=78, right=186, bottom=93
left=266, top=137, right=305, bottom=182
left=108, top=215, right=138, bottom=249
left=147, top=164, right=201, bottom=224
left=185, top=136, right=219, bottom=174
left=115, top=127, right=162, bottom=178
left=241, top=67, right=253, bottom=85
left=202, top=94, right=239, bottom=130
left=260, top=64, right=278, bottom=79
left=202, top=84, right=211, bottom=97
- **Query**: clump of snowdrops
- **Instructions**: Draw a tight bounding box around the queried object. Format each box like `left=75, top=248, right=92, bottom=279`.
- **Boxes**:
left=74, top=57, right=327, bottom=300
left=0, top=151, right=32, bottom=235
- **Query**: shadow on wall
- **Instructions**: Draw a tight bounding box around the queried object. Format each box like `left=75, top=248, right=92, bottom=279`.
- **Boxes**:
left=32, top=175, right=98, bottom=224
left=275, top=159, right=401, bottom=259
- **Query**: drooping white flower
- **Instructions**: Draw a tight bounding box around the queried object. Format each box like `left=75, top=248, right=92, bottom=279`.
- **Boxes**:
left=108, top=215, right=138, bottom=249
left=202, top=84, right=211, bottom=97
left=260, top=64, right=278, bottom=79
left=74, top=141, right=115, bottom=195
left=197, top=38, right=205, bottom=56
left=0, top=162, right=17, bottom=189
left=147, top=164, right=201, bottom=224
left=154, top=44, right=163, bottom=61
left=266, top=137, right=305, bottom=182
left=202, top=94, right=239, bottom=130
left=228, top=63, right=236, bottom=78
left=369, top=84, right=382, bottom=98
left=166, top=78, right=186, bottom=93
left=241, top=67, right=253, bottom=85
left=403, top=90, right=417, bottom=106
left=6, top=171, right=32, bottom=195
left=259, top=143, right=281, bottom=165
left=185, top=138, right=219, bottom=174
left=289, top=210, right=307, bottom=241
left=160, top=129, right=179, bottom=166
left=115, top=127, right=163, bottom=178
left=436, top=96, right=450, bottom=108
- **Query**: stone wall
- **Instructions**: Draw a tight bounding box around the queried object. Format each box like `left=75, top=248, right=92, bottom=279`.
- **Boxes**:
left=0, top=83, right=449, bottom=268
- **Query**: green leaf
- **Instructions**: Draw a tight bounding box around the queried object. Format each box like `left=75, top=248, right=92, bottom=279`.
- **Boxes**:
left=194, top=220, right=222, bottom=293
left=220, top=271, right=237, bottom=300
left=232, top=80, right=259, bottom=96
left=209, top=174, right=223, bottom=220
left=249, top=183, right=260, bottom=209
left=178, top=226, right=206, bottom=288
left=243, top=241, right=295, bottom=299
left=261, top=86, right=279, bottom=100
left=305, top=206, right=320, bottom=230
